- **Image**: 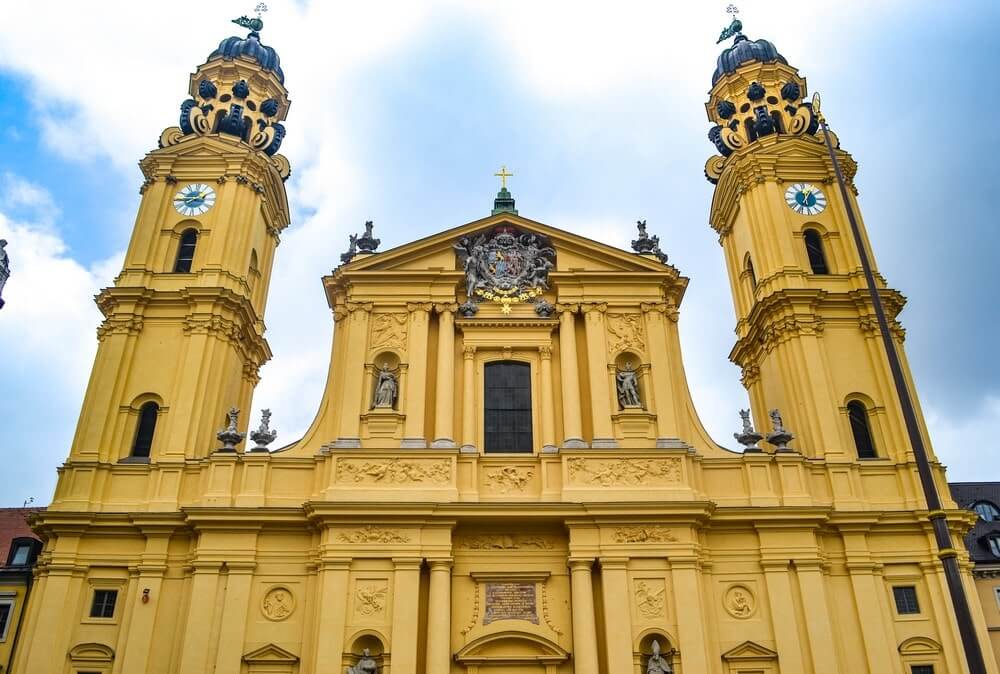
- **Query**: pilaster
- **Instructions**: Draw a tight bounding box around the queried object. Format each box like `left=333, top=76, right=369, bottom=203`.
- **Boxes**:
left=557, top=305, right=585, bottom=448
left=336, top=302, right=372, bottom=447
left=568, top=558, right=600, bottom=674
left=403, top=302, right=432, bottom=447
left=390, top=557, right=422, bottom=673
left=432, top=304, right=457, bottom=448
left=461, top=346, right=477, bottom=453
left=425, top=559, right=453, bottom=674
left=538, top=345, right=558, bottom=452
left=599, top=557, right=633, bottom=673
left=582, top=303, right=616, bottom=447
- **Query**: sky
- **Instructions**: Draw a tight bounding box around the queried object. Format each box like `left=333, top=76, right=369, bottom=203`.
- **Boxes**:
left=0, top=1, right=998, bottom=507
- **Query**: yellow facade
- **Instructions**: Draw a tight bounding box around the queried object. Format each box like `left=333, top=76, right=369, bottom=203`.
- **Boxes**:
left=14, top=22, right=997, bottom=674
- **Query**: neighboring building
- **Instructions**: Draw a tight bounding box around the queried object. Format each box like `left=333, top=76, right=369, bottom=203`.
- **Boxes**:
left=0, top=508, right=42, bottom=673
left=12, top=13, right=997, bottom=674
left=952, top=482, right=1000, bottom=667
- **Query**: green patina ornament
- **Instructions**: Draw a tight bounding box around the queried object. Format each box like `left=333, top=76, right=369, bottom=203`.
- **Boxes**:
left=232, top=15, right=264, bottom=33
left=717, top=4, right=743, bottom=44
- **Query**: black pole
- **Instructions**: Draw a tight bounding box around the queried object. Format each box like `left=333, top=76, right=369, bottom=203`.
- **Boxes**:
left=817, top=112, right=988, bottom=674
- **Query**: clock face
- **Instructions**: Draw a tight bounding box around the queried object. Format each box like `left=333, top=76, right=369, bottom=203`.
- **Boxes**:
left=173, top=183, right=216, bottom=216
left=784, top=183, right=827, bottom=216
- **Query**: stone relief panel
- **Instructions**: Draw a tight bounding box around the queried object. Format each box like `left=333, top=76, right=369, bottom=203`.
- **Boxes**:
left=455, top=533, right=555, bottom=550
left=369, top=312, right=408, bottom=354
left=335, top=458, right=451, bottom=485
left=723, top=584, right=757, bottom=619
left=483, top=582, right=539, bottom=625
left=606, top=313, right=645, bottom=356
left=338, top=525, right=411, bottom=544
left=567, top=457, right=681, bottom=486
left=261, top=586, right=295, bottom=621
left=633, top=579, right=666, bottom=620
left=614, top=526, right=678, bottom=544
left=482, top=465, right=534, bottom=494
left=354, top=579, right=389, bottom=620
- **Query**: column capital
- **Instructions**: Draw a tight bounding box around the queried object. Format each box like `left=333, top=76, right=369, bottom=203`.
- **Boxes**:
left=556, top=303, right=580, bottom=315
left=580, top=302, right=608, bottom=315
left=346, top=301, right=374, bottom=314
left=598, top=556, right=629, bottom=571
left=538, top=345, right=553, bottom=359
left=392, top=557, right=424, bottom=570
left=434, top=302, right=458, bottom=315
left=407, top=301, right=434, bottom=313
left=568, top=557, right=595, bottom=572
left=427, top=558, right=454, bottom=571
left=463, top=345, right=477, bottom=359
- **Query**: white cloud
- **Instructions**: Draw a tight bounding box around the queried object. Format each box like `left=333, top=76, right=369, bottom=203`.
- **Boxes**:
left=926, top=396, right=1000, bottom=483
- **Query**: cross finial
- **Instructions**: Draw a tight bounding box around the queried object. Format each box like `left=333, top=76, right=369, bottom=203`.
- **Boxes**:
left=255, top=2, right=268, bottom=18
left=717, top=4, right=744, bottom=44
left=726, top=4, right=740, bottom=18
left=494, top=165, right=513, bottom=190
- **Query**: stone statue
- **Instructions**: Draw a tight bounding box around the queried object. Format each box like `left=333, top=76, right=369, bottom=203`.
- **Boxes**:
left=340, top=233, right=358, bottom=264
left=616, top=361, right=642, bottom=408
left=357, top=220, right=381, bottom=253
left=0, top=239, right=9, bottom=309
left=346, top=648, right=379, bottom=674
left=766, top=407, right=795, bottom=451
left=216, top=407, right=246, bottom=452
left=646, top=640, right=672, bottom=674
left=630, top=220, right=669, bottom=264
left=373, top=363, right=398, bottom=408
left=249, top=408, right=278, bottom=451
left=733, top=408, right=763, bottom=452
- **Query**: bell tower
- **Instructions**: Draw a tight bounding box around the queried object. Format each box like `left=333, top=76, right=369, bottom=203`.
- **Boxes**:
left=68, top=15, right=291, bottom=466
left=704, top=18, right=930, bottom=464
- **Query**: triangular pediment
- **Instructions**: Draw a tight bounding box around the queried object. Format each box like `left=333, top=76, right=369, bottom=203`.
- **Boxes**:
left=242, top=643, right=300, bottom=664
left=721, top=640, right=778, bottom=661
left=340, top=213, right=677, bottom=276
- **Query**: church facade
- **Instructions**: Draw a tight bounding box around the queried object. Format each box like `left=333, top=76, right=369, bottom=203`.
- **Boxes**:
left=12, top=16, right=997, bottom=674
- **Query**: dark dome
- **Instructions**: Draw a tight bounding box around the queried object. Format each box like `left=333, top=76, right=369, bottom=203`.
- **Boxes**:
left=208, top=32, right=284, bottom=84
left=712, top=35, right=786, bottom=86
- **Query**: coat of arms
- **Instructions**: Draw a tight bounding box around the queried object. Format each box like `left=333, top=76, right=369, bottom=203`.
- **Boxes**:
left=455, top=226, right=555, bottom=314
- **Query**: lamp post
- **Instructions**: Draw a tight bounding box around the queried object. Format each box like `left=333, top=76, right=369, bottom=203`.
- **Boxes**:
left=814, top=92, right=988, bottom=674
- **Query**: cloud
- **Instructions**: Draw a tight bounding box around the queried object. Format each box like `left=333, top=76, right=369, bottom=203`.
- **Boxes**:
left=926, top=396, right=1000, bottom=482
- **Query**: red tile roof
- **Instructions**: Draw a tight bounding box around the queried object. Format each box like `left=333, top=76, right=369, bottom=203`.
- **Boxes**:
left=0, top=508, right=41, bottom=565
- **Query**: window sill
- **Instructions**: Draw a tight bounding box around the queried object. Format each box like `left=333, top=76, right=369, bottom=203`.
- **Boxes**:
left=118, top=456, right=150, bottom=464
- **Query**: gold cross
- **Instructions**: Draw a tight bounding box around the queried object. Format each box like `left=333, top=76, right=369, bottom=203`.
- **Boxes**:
left=494, top=165, right=513, bottom=189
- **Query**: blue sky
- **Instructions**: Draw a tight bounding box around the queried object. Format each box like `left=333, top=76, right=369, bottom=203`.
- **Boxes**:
left=0, top=1, right=998, bottom=506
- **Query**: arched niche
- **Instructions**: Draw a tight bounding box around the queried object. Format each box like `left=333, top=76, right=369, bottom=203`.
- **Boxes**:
left=614, top=351, right=648, bottom=411
left=344, top=631, right=386, bottom=673
left=454, top=630, right=569, bottom=672
left=634, top=630, right=678, bottom=673
left=369, top=351, right=402, bottom=411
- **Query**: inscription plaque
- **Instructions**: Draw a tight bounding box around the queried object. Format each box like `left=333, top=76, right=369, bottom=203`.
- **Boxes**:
left=483, top=582, right=538, bottom=625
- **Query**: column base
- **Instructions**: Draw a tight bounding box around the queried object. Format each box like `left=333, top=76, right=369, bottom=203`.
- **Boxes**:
left=332, top=437, right=362, bottom=448
left=400, top=437, right=428, bottom=448
left=431, top=438, right=456, bottom=448
left=459, top=444, right=478, bottom=454
left=561, top=438, right=588, bottom=449
left=541, top=444, right=559, bottom=454
left=590, top=438, right=620, bottom=449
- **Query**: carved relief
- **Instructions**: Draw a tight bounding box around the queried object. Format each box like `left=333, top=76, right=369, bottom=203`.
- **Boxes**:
left=455, top=534, right=554, bottom=550
left=461, top=584, right=481, bottom=634
left=483, top=466, right=534, bottom=493
left=370, top=313, right=408, bottom=353
left=606, top=313, right=645, bottom=355
left=336, top=458, right=451, bottom=485
left=614, top=526, right=678, bottom=544
left=724, top=585, right=756, bottom=619
left=634, top=579, right=666, bottom=619
left=354, top=580, right=388, bottom=619
left=567, top=457, right=681, bottom=486
left=338, top=525, right=411, bottom=544
left=261, top=586, right=295, bottom=621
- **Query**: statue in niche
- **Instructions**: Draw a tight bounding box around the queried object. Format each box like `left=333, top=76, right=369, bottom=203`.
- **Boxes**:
left=646, top=640, right=673, bottom=674
left=373, top=363, right=398, bottom=409
left=347, top=649, right=379, bottom=674
left=616, top=361, right=642, bottom=408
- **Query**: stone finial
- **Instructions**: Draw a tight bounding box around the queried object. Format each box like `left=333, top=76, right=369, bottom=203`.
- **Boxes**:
left=216, top=407, right=246, bottom=452
left=733, top=408, right=763, bottom=452
left=249, top=408, right=278, bottom=452
left=765, top=408, right=795, bottom=451
left=356, top=220, right=380, bottom=253
left=0, top=239, right=10, bottom=310
left=534, top=298, right=555, bottom=318
left=340, top=233, right=358, bottom=264
left=630, top=220, right=668, bottom=264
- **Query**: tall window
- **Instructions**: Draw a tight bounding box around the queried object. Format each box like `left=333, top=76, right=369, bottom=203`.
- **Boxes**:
left=131, top=402, right=159, bottom=458
left=803, top=229, right=830, bottom=274
left=0, top=600, right=12, bottom=640
left=248, top=249, right=259, bottom=291
left=484, top=362, right=533, bottom=453
left=745, top=254, right=757, bottom=290
left=847, top=400, right=877, bottom=459
left=89, top=590, right=118, bottom=619
left=893, top=586, right=920, bottom=614
left=911, top=666, right=934, bottom=674
left=173, top=228, right=198, bottom=273
left=974, top=501, right=1000, bottom=522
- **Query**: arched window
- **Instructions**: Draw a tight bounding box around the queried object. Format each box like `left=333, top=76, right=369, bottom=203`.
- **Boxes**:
left=973, top=501, right=1000, bottom=522
left=174, top=229, right=198, bottom=273
left=745, top=254, right=757, bottom=290
left=131, top=402, right=159, bottom=458
left=847, top=400, right=877, bottom=458
left=484, top=362, right=533, bottom=453
left=987, top=535, right=1000, bottom=558
left=803, top=229, right=830, bottom=275
left=248, top=249, right=259, bottom=291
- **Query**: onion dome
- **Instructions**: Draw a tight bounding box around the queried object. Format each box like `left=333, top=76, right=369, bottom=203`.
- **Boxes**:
left=208, top=31, right=284, bottom=84
left=712, top=35, right=786, bottom=85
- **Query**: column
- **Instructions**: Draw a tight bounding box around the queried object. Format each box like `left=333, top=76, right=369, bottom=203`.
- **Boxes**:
left=213, top=562, right=256, bottom=674
left=403, top=302, right=432, bottom=447
left=432, top=304, right=456, bottom=447
left=640, top=303, right=679, bottom=437
left=119, top=532, right=170, bottom=673
left=670, top=560, right=711, bottom=674
left=461, top=346, right=477, bottom=453
left=846, top=562, right=900, bottom=673
left=582, top=303, right=616, bottom=446
left=600, top=558, right=633, bottom=674
left=761, top=560, right=807, bottom=674
left=312, top=559, right=351, bottom=674
left=391, top=558, right=423, bottom=673
left=337, top=302, right=372, bottom=447
left=425, top=560, right=453, bottom=674
left=794, top=560, right=840, bottom=674
left=558, top=305, right=585, bottom=448
left=568, top=559, right=600, bottom=674
left=177, top=563, right=223, bottom=672
left=539, top=345, right=557, bottom=452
